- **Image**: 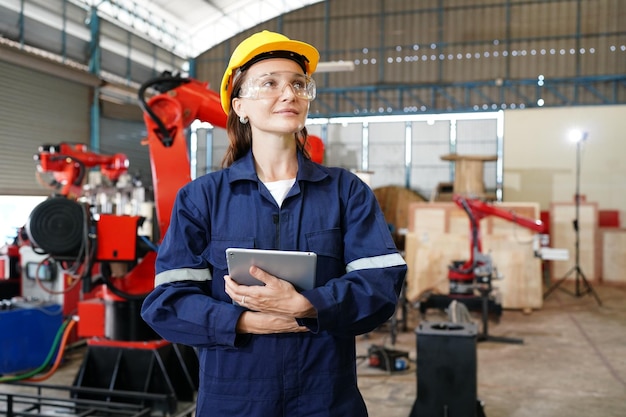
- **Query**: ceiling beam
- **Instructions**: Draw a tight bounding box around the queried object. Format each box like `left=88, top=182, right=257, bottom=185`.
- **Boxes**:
left=0, top=42, right=101, bottom=87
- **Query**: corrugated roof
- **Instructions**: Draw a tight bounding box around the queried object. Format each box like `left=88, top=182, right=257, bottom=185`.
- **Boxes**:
left=89, top=0, right=324, bottom=57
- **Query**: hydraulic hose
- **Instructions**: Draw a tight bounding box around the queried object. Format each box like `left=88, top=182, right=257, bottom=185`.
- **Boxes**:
left=0, top=316, right=76, bottom=383
left=26, top=317, right=78, bottom=382
left=137, top=72, right=190, bottom=147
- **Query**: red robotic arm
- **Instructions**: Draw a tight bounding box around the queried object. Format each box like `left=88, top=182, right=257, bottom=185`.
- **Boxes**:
left=138, top=72, right=227, bottom=240
left=449, top=194, right=545, bottom=294
left=138, top=72, right=326, bottom=239
left=35, top=143, right=129, bottom=196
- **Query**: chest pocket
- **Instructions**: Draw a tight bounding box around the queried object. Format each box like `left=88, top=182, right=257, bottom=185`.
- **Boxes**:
left=306, top=228, right=344, bottom=285
left=305, top=228, right=342, bottom=258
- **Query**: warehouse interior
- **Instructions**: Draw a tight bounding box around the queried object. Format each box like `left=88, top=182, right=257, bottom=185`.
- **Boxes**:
left=0, top=0, right=625, bottom=416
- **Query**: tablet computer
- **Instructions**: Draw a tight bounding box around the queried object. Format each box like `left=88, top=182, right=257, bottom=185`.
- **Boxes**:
left=225, top=248, right=317, bottom=291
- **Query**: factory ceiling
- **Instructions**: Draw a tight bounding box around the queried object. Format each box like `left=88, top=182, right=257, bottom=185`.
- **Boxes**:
left=80, top=0, right=324, bottom=58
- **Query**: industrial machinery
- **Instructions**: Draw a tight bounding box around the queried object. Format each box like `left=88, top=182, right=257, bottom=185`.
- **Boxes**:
left=4, top=72, right=228, bottom=413
left=447, top=194, right=546, bottom=295
left=419, top=194, right=548, bottom=344
left=21, top=143, right=135, bottom=318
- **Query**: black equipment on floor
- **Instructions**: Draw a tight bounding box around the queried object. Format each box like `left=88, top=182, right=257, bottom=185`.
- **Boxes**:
left=410, top=321, right=485, bottom=417
left=0, top=381, right=196, bottom=417
left=73, top=342, right=198, bottom=414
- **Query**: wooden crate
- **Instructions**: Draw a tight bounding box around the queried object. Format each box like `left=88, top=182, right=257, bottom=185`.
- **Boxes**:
left=373, top=185, right=425, bottom=232
left=405, top=201, right=543, bottom=309
left=600, top=228, right=626, bottom=284
left=408, top=202, right=475, bottom=236
left=404, top=232, right=467, bottom=302
left=482, top=235, right=543, bottom=309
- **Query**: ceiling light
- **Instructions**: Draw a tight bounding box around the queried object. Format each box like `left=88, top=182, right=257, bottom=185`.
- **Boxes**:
left=316, top=61, right=355, bottom=73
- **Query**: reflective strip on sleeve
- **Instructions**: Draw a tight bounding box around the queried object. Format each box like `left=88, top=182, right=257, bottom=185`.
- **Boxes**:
left=346, top=253, right=406, bottom=273
left=154, top=268, right=213, bottom=286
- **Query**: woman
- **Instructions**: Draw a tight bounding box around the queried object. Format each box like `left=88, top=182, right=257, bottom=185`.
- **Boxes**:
left=141, top=30, right=407, bottom=417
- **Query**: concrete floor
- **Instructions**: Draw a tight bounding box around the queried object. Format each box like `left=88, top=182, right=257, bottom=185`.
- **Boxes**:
left=358, top=282, right=626, bottom=417
left=1, top=282, right=625, bottom=416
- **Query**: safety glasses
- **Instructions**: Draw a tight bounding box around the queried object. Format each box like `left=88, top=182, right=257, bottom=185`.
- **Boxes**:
left=238, top=71, right=316, bottom=101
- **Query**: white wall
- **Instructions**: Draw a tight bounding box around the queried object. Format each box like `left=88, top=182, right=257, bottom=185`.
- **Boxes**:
left=0, top=196, right=46, bottom=245
left=503, top=105, right=626, bottom=221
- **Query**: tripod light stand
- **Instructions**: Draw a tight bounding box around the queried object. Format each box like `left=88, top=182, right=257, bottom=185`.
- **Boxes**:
left=544, top=131, right=602, bottom=306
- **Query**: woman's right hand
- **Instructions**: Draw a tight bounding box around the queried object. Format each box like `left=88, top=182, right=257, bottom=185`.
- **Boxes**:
left=236, top=311, right=309, bottom=334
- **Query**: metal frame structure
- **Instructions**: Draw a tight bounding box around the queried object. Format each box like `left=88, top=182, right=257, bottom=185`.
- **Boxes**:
left=0, top=382, right=195, bottom=417
left=311, top=75, right=626, bottom=118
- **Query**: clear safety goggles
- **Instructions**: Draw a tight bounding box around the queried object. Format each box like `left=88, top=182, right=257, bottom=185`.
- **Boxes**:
left=238, top=71, right=316, bottom=101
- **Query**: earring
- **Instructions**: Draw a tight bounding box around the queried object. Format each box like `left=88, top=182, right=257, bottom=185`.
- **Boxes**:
left=239, top=115, right=248, bottom=124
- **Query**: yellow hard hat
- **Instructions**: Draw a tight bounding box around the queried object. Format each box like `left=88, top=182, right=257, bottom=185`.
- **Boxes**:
left=220, top=30, right=320, bottom=114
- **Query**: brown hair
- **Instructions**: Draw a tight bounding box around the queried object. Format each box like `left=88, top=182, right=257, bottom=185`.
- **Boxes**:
left=220, top=68, right=311, bottom=168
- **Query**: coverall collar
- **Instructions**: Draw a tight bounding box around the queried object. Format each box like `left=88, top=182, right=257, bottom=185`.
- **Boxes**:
left=227, top=149, right=328, bottom=184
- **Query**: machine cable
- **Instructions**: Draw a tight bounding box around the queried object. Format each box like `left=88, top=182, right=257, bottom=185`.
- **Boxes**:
left=137, top=71, right=191, bottom=147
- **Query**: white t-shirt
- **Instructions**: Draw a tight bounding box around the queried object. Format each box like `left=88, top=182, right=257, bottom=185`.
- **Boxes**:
left=263, top=178, right=296, bottom=207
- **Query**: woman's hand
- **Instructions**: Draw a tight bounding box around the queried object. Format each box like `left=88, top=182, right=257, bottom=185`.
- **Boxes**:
left=236, top=311, right=309, bottom=334
left=224, top=265, right=317, bottom=319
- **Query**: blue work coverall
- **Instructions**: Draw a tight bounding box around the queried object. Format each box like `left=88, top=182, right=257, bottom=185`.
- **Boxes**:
left=141, top=150, right=407, bottom=417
